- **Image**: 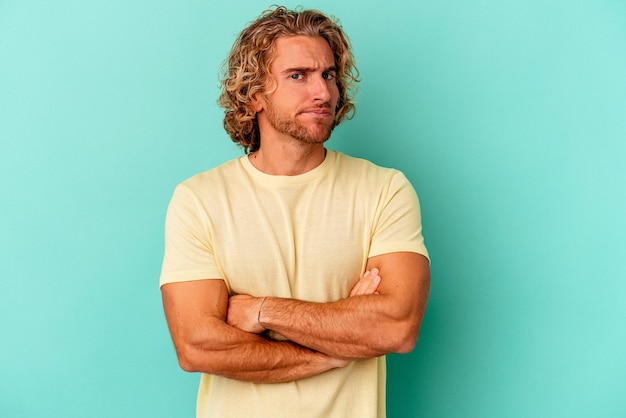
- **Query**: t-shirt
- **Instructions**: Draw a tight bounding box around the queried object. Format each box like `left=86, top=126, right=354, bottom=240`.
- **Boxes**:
left=160, top=150, right=428, bottom=418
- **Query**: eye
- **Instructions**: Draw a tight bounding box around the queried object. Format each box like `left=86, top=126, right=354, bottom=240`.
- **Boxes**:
left=322, top=72, right=336, bottom=80
left=290, top=73, right=305, bottom=80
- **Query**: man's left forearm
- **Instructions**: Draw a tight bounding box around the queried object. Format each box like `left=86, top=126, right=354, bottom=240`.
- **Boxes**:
left=228, top=252, right=431, bottom=360
left=258, top=294, right=420, bottom=359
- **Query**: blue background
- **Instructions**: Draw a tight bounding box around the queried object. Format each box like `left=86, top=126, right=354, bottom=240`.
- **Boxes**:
left=1, top=1, right=625, bottom=417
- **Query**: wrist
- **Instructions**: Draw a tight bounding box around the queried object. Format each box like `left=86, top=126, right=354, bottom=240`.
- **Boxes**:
left=257, top=297, right=268, bottom=330
left=326, top=354, right=349, bottom=369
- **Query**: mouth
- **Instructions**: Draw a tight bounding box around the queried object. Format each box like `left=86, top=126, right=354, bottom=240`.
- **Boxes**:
left=300, top=107, right=334, bottom=118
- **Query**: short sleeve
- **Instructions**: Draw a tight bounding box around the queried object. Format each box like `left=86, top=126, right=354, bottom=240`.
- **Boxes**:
left=368, top=171, right=429, bottom=261
left=159, top=184, right=224, bottom=287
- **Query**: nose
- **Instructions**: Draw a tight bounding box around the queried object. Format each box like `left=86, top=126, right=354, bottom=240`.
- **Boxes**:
left=311, top=73, right=331, bottom=102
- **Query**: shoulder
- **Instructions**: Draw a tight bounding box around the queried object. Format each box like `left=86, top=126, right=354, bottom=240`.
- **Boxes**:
left=176, top=157, right=245, bottom=192
left=331, top=151, right=408, bottom=184
left=165, top=158, right=247, bottom=212
left=330, top=152, right=418, bottom=208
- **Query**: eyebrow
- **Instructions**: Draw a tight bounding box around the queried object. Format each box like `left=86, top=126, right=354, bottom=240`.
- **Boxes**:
left=281, top=66, right=338, bottom=74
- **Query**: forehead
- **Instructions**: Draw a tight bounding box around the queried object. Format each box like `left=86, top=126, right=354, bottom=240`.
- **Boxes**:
left=270, top=36, right=335, bottom=71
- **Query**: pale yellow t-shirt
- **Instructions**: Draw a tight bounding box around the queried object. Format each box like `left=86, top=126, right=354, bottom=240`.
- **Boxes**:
left=160, top=150, right=428, bottom=418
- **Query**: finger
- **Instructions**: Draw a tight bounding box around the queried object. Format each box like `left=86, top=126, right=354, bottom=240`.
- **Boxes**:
left=360, top=269, right=380, bottom=296
left=363, top=269, right=381, bottom=295
left=350, top=269, right=381, bottom=296
left=349, top=270, right=370, bottom=297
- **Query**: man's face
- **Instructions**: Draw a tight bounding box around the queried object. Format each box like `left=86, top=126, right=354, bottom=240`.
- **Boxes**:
left=255, top=35, right=340, bottom=145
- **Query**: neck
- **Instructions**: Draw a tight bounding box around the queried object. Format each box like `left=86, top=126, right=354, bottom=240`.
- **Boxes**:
left=248, top=142, right=327, bottom=176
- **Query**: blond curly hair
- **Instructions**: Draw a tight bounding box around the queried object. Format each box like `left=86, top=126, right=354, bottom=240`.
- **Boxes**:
left=219, top=6, right=360, bottom=153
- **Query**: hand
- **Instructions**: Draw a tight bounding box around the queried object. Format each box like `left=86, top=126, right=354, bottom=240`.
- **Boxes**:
left=349, top=268, right=381, bottom=297
left=227, top=295, right=266, bottom=334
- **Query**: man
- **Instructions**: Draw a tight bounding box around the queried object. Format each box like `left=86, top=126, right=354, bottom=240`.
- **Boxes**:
left=160, top=6, right=430, bottom=418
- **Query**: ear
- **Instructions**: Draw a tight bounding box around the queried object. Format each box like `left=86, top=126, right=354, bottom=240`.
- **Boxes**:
left=251, top=92, right=265, bottom=113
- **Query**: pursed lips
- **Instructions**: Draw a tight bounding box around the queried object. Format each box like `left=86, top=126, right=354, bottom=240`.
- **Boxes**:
left=299, top=106, right=333, bottom=117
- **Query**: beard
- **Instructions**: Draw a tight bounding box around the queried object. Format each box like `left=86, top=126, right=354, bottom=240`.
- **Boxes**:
left=265, top=100, right=335, bottom=144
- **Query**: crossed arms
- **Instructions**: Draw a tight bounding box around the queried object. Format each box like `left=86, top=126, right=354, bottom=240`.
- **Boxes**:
left=161, top=251, right=430, bottom=383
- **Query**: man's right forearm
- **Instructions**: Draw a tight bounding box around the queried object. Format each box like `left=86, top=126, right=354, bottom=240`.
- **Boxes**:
left=162, top=280, right=346, bottom=383
left=176, top=317, right=346, bottom=383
